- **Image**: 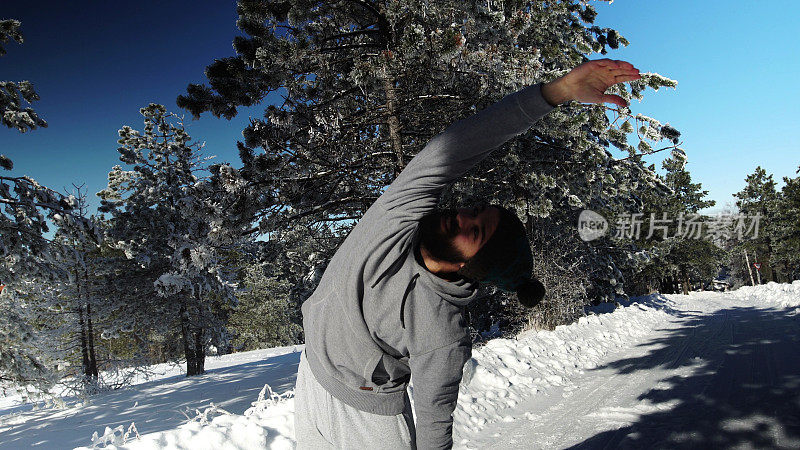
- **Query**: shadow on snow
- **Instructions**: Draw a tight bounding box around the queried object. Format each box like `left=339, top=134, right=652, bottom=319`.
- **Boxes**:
left=570, top=302, right=800, bottom=449
left=0, top=351, right=300, bottom=449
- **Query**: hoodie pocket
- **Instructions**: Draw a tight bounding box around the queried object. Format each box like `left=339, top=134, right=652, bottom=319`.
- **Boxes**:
left=371, top=356, right=390, bottom=386
left=360, top=351, right=383, bottom=391
left=368, top=354, right=412, bottom=395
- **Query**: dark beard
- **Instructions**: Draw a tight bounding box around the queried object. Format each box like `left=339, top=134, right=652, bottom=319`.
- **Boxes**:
left=418, top=209, right=465, bottom=264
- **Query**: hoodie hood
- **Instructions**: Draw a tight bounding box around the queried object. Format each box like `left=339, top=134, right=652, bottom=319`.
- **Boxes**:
left=410, top=228, right=480, bottom=307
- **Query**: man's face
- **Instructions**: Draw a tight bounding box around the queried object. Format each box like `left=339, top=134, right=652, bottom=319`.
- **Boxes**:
left=418, top=202, right=501, bottom=264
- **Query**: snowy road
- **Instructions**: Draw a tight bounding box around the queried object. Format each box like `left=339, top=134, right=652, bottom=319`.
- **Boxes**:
left=466, top=291, right=800, bottom=449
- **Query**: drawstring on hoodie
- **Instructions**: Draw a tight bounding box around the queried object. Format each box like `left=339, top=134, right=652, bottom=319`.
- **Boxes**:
left=370, top=255, right=406, bottom=289
left=400, top=273, right=420, bottom=329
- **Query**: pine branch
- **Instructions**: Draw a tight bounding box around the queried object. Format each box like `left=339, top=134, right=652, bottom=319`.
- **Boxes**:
left=318, top=28, right=380, bottom=44
left=617, top=142, right=682, bottom=161
left=0, top=197, right=66, bottom=210
left=319, top=42, right=383, bottom=52
left=340, top=0, right=383, bottom=20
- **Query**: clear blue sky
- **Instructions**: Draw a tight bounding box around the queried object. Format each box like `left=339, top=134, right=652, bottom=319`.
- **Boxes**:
left=1, top=0, right=259, bottom=214
left=2, top=0, right=799, bottom=215
left=595, top=0, right=800, bottom=211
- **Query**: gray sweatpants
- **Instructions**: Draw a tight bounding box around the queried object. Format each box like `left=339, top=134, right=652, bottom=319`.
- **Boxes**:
left=294, top=350, right=416, bottom=449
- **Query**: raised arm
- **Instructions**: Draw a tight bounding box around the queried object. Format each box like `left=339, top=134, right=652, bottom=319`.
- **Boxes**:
left=375, top=59, right=640, bottom=220
left=375, top=83, right=554, bottom=219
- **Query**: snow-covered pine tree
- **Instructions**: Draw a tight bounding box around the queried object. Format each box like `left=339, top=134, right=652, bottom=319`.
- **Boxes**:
left=34, top=185, right=160, bottom=394
left=0, top=281, right=56, bottom=400
left=0, top=19, right=91, bottom=398
left=98, top=105, right=238, bottom=376
left=733, top=166, right=779, bottom=283
left=86, top=228, right=183, bottom=367
left=0, top=19, right=46, bottom=133
left=771, top=168, right=800, bottom=281
left=0, top=16, right=68, bottom=287
left=625, top=151, right=719, bottom=294
left=178, top=0, right=684, bottom=330
left=0, top=182, right=66, bottom=399
left=46, top=186, right=104, bottom=391
left=228, top=261, right=302, bottom=350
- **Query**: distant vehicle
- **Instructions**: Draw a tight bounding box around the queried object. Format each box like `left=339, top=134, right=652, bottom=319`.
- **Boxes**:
left=710, top=265, right=732, bottom=292
left=712, top=279, right=730, bottom=292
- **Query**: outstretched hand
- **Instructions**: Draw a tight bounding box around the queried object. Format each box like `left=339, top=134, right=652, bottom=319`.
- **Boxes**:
left=541, top=59, right=641, bottom=107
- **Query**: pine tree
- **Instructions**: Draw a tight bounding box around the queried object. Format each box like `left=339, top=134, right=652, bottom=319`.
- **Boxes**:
left=228, top=262, right=302, bottom=350
left=771, top=168, right=800, bottom=281
left=49, top=186, right=102, bottom=390
left=0, top=19, right=86, bottom=397
left=98, top=105, right=239, bottom=376
left=0, top=19, right=46, bottom=133
left=628, top=151, right=720, bottom=295
left=36, top=186, right=159, bottom=394
left=733, top=166, right=779, bottom=283
left=179, top=0, right=684, bottom=329
left=1, top=17, right=71, bottom=287
left=662, top=152, right=719, bottom=294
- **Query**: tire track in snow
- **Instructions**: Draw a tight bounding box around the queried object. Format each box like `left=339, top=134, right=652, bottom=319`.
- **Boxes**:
left=465, top=295, right=736, bottom=449
left=453, top=298, right=679, bottom=446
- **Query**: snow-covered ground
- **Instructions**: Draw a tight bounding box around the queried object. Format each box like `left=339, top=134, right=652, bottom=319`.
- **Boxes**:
left=2, top=281, right=799, bottom=449
left=0, top=346, right=302, bottom=449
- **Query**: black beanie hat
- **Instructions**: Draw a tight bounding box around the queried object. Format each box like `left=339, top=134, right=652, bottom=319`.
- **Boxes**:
left=457, top=206, right=545, bottom=307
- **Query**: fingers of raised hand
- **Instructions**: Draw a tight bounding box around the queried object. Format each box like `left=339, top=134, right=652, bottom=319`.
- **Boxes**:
left=599, top=66, right=640, bottom=88
left=602, top=93, right=628, bottom=108
left=613, top=71, right=641, bottom=83
left=589, top=59, right=640, bottom=81
left=592, top=59, right=636, bottom=71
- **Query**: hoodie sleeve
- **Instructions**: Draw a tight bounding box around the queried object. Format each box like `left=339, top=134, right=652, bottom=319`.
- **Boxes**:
left=375, top=83, right=554, bottom=219
left=408, top=338, right=472, bottom=450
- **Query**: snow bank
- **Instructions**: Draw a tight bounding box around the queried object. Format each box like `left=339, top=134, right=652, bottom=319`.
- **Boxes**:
left=0, top=346, right=301, bottom=411
left=452, top=296, right=675, bottom=444
left=730, top=280, right=800, bottom=308
left=76, top=386, right=295, bottom=450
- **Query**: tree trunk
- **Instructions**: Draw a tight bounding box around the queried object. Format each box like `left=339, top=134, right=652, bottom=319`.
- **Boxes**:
left=193, top=328, right=205, bottom=375
left=81, top=266, right=99, bottom=380
left=86, top=303, right=99, bottom=380
left=181, top=299, right=205, bottom=377
left=192, top=290, right=206, bottom=375
left=73, top=264, right=94, bottom=387
left=775, top=265, right=785, bottom=283
left=381, top=69, right=404, bottom=178
left=744, top=250, right=755, bottom=286
left=77, top=305, right=91, bottom=383
left=681, top=267, right=689, bottom=295
left=671, top=272, right=679, bottom=294
left=180, top=302, right=197, bottom=376
left=765, top=236, right=775, bottom=282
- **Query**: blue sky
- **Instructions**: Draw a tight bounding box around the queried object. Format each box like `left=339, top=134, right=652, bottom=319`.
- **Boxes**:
left=595, top=0, right=800, bottom=211
left=2, top=0, right=798, bottom=216
left=2, top=0, right=259, bottom=213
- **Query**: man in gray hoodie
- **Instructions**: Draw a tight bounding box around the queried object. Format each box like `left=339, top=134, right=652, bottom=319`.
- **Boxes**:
left=294, top=59, right=640, bottom=449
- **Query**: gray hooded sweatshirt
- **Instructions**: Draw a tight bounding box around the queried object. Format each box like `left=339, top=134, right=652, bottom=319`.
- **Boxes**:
left=301, top=83, right=554, bottom=449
